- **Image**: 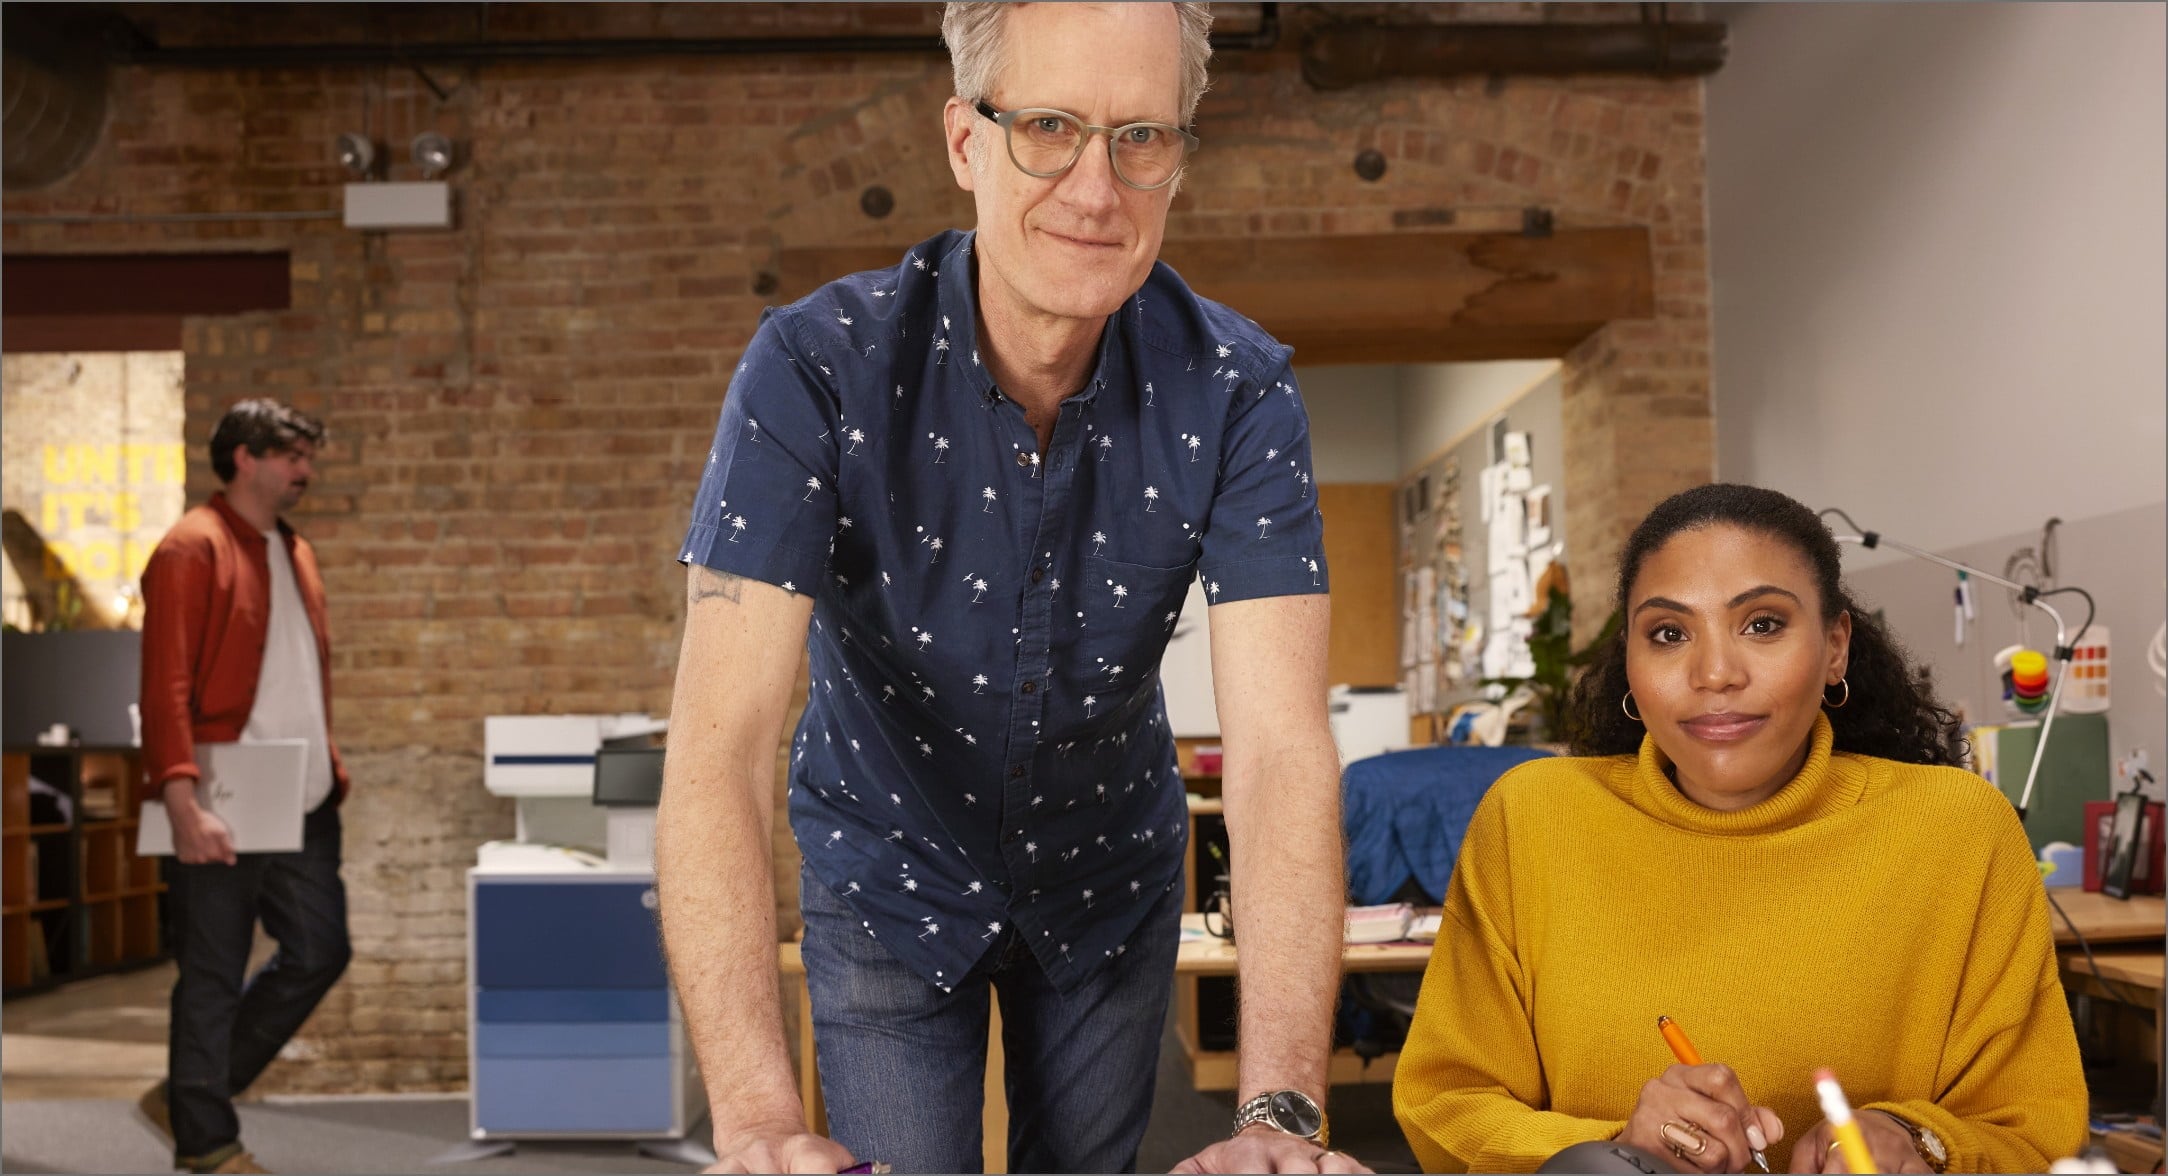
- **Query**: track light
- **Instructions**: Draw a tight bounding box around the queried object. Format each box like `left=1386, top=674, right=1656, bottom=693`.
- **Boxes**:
left=411, top=132, right=455, bottom=179
left=335, top=133, right=376, bottom=178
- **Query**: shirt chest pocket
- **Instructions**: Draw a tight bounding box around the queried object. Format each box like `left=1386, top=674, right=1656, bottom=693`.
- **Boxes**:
left=1068, top=555, right=1195, bottom=690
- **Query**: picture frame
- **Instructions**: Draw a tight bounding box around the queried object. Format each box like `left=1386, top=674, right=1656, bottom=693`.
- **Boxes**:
left=2103, top=789, right=2148, bottom=900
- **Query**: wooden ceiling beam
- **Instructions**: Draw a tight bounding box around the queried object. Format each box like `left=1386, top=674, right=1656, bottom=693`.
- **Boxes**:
left=776, top=226, right=1653, bottom=366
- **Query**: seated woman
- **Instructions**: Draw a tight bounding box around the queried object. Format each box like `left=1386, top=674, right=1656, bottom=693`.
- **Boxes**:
left=1392, top=484, right=2086, bottom=1174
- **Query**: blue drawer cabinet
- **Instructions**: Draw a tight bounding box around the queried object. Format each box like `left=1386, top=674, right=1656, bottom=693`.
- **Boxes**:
left=473, top=880, right=669, bottom=989
left=473, top=1058, right=676, bottom=1134
left=468, top=869, right=703, bottom=1142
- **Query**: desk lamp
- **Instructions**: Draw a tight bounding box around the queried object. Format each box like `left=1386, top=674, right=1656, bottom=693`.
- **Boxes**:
left=1818, top=508, right=2095, bottom=822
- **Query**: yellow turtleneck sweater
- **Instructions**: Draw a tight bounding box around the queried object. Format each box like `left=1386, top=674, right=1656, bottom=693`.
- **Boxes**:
left=1392, top=714, right=2088, bottom=1174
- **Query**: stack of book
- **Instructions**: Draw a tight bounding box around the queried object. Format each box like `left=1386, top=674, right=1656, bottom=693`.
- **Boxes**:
left=1343, top=902, right=1415, bottom=944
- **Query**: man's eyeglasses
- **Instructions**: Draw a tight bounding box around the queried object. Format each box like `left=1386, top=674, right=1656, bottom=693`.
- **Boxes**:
left=974, top=99, right=1199, bottom=192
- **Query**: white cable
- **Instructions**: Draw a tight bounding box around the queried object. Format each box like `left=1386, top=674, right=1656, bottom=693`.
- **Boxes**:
left=2147, top=620, right=2165, bottom=698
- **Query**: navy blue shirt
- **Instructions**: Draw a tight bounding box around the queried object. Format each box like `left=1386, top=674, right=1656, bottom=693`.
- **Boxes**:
left=681, top=230, right=1328, bottom=992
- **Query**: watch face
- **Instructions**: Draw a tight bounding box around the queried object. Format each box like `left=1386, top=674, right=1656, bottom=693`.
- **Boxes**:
left=1920, top=1128, right=1948, bottom=1164
left=1268, top=1091, right=1323, bottom=1137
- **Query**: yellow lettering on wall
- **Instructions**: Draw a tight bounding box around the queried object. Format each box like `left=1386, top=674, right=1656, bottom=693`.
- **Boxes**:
left=120, top=442, right=187, bottom=485
left=76, top=444, right=120, bottom=485
left=75, top=539, right=120, bottom=581
left=39, top=442, right=184, bottom=488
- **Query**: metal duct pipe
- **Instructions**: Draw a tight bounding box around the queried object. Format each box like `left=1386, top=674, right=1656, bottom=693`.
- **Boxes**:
left=1301, top=21, right=1726, bottom=90
left=2, top=8, right=111, bottom=190
left=112, top=5, right=1279, bottom=68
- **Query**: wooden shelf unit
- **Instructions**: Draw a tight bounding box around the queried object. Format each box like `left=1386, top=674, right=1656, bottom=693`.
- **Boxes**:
left=2, top=746, right=169, bottom=995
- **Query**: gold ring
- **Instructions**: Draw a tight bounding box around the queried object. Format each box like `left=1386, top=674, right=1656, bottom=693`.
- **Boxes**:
left=1660, top=1121, right=1710, bottom=1157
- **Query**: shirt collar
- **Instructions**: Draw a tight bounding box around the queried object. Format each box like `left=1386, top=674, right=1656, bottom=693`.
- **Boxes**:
left=208, top=492, right=287, bottom=548
left=939, top=229, right=1126, bottom=408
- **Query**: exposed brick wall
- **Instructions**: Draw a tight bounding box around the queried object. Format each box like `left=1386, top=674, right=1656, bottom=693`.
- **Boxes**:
left=3, top=2, right=1710, bottom=1092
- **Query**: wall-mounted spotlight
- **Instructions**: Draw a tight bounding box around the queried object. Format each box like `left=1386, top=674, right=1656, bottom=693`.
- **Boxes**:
left=335, top=132, right=377, bottom=179
left=343, top=133, right=454, bottom=230
left=411, top=132, right=455, bottom=180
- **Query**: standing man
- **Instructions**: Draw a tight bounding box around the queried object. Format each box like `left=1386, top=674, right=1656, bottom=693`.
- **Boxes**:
left=135, top=399, right=352, bottom=1175
left=659, top=3, right=1365, bottom=1173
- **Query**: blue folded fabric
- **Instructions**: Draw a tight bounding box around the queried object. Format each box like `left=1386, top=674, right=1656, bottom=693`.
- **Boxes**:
left=1341, top=745, right=1553, bottom=905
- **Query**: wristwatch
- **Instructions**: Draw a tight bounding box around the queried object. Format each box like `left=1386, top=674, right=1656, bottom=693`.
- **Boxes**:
left=1233, top=1089, right=1329, bottom=1148
left=1876, top=1111, right=1949, bottom=1173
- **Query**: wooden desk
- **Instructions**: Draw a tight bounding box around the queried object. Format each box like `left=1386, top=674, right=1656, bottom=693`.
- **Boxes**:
left=779, top=942, right=1009, bottom=1173
left=1173, top=913, right=1436, bottom=1091
left=2048, top=891, right=2167, bottom=945
left=2058, top=949, right=2165, bottom=1011
left=1175, top=913, right=1436, bottom=976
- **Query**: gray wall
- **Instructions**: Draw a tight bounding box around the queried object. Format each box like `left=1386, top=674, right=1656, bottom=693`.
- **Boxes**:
left=1709, top=2, right=2166, bottom=560
left=1396, top=360, right=1559, bottom=481
left=1293, top=360, right=1562, bottom=486
left=1295, top=364, right=1404, bottom=484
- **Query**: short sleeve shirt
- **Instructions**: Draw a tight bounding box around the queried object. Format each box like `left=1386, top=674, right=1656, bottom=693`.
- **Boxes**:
left=681, top=230, right=1328, bottom=992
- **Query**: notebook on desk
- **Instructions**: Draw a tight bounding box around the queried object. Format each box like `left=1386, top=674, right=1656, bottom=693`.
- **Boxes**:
left=138, top=740, right=308, bottom=856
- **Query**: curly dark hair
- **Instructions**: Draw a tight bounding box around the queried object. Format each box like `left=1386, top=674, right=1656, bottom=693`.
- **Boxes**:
left=210, top=398, right=326, bottom=483
left=1564, top=483, right=1964, bottom=766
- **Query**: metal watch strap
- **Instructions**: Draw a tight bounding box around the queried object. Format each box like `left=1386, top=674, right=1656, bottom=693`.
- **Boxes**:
left=1233, top=1091, right=1328, bottom=1147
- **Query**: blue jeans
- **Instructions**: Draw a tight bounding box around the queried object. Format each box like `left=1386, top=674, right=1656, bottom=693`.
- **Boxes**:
left=800, top=865, right=1181, bottom=1174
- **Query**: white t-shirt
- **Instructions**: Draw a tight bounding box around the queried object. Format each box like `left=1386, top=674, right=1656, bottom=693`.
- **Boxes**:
left=242, top=529, right=336, bottom=813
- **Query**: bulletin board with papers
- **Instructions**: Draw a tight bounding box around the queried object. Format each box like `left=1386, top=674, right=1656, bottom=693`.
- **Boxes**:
left=1396, top=373, right=1568, bottom=719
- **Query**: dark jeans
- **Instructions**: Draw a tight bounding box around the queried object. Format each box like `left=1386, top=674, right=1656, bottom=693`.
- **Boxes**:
left=799, top=865, right=1181, bottom=1174
left=166, top=800, right=351, bottom=1160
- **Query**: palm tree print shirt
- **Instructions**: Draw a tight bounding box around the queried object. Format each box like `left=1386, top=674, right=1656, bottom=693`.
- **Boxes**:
left=681, top=230, right=1328, bottom=993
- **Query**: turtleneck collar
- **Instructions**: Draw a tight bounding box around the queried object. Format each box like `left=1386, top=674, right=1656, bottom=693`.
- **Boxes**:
left=1612, top=711, right=1875, bottom=836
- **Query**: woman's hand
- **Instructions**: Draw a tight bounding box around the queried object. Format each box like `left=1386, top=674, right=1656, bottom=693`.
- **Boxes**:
left=1787, top=1111, right=1931, bottom=1174
left=1617, top=1063, right=1784, bottom=1173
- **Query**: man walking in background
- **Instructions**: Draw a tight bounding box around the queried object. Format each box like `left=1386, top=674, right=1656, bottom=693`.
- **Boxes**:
left=135, top=399, right=352, bottom=1175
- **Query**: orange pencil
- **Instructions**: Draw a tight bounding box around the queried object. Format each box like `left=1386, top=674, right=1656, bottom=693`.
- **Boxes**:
left=1656, top=1016, right=1770, bottom=1173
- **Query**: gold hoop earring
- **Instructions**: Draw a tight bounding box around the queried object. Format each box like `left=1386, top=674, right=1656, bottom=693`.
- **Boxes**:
left=1824, top=679, right=1850, bottom=709
left=1622, top=691, right=1642, bottom=722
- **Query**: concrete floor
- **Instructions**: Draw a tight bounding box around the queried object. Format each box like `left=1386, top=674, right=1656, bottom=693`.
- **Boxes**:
left=3, top=961, right=173, bottom=1100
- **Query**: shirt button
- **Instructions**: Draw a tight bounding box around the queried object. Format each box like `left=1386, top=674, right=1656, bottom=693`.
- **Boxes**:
left=1015, top=452, right=1031, bottom=469
left=1030, top=567, right=1044, bottom=583
left=1009, top=765, right=1026, bottom=779
left=1021, top=681, right=1036, bottom=695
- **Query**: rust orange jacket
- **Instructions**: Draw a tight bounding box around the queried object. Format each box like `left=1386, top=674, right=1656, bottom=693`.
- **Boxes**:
left=137, top=492, right=349, bottom=805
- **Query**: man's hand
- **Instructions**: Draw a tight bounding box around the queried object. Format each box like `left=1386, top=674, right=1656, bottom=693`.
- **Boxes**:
left=706, top=1120, right=858, bottom=1175
left=1787, top=1112, right=1930, bottom=1174
left=163, top=778, right=236, bottom=866
left=1173, top=1126, right=1372, bottom=1174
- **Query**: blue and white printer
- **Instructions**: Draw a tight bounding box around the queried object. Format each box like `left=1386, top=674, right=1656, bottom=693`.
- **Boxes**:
left=464, top=714, right=706, bottom=1160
